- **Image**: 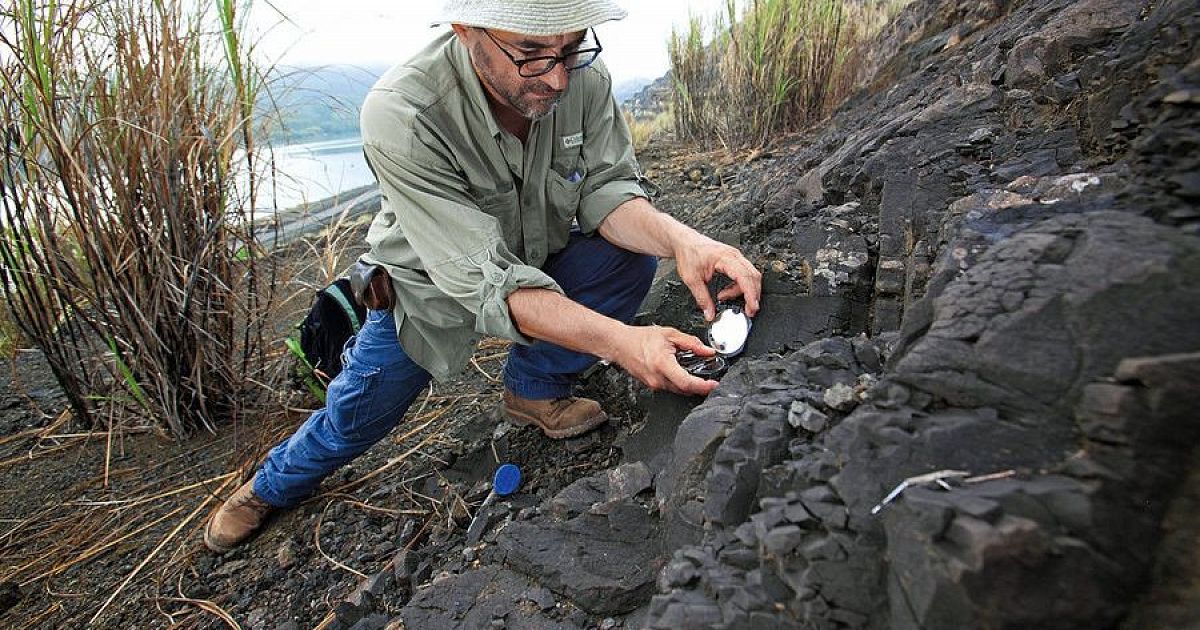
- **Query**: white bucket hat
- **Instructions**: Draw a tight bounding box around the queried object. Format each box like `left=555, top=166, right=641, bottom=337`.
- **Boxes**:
left=432, top=0, right=628, bottom=36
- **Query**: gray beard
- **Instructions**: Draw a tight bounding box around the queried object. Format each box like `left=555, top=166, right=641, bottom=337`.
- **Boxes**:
left=514, top=93, right=562, bottom=120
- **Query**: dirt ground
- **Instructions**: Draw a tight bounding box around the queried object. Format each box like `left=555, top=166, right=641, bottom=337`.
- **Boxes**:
left=0, top=140, right=757, bottom=629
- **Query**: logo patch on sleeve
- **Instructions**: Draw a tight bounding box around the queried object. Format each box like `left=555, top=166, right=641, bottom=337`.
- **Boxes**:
left=561, top=133, right=584, bottom=149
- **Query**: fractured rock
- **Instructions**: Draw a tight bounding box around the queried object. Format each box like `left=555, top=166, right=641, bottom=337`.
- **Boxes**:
left=607, top=462, right=654, bottom=503
left=398, top=566, right=580, bottom=629
left=787, top=400, right=828, bottom=433
left=892, top=212, right=1200, bottom=416
left=489, top=489, right=664, bottom=616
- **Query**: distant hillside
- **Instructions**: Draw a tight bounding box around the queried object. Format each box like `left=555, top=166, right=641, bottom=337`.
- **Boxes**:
left=612, top=77, right=653, bottom=105
left=622, top=73, right=671, bottom=119
left=266, top=69, right=657, bottom=145
left=262, top=64, right=386, bottom=145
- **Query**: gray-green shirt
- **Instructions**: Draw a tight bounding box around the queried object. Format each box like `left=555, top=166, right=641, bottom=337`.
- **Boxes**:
left=359, top=32, right=646, bottom=381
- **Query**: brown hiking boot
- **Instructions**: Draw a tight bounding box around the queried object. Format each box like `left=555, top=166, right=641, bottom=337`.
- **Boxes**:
left=502, top=390, right=608, bottom=439
left=203, top=475, right=274, bottom=554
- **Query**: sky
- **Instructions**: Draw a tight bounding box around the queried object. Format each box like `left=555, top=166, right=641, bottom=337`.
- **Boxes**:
left=251, top=1, right=729, bottom=84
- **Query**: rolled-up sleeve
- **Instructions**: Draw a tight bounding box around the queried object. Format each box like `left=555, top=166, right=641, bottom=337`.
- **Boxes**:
left=575, top=70, right=648, bottom=235
left=363, top=140, right=563, bottom=344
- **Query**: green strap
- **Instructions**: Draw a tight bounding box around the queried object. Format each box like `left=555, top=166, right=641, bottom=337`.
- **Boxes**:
left=326, top=283, right=362, bottom=333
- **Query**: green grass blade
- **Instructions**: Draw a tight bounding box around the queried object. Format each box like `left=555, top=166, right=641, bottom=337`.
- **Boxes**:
left=106, top=335, right=150, bottom=410
left=285, top=335, right=327, bottom=403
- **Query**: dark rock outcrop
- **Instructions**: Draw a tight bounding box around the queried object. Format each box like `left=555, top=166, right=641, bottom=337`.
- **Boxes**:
left=647, top=211, right=1199, bottom=628
left=642, top=0, right=1200, bottom=628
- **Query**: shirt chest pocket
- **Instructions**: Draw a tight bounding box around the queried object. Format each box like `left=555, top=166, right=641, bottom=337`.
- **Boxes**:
left=546, top=167, right=585, bottom=218
left=544, top=167, right=585, bottom=253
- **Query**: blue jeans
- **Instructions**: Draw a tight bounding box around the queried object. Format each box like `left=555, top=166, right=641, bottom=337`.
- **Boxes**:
left=254, top=233, right=656, bottom=507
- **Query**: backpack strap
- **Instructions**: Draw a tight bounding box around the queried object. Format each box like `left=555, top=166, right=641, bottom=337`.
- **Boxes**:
left=325, top=281, right=363, bottom=333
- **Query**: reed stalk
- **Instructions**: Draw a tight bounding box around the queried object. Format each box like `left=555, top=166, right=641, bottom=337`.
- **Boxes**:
left=0, top=0, right=278, bottom=437
left=669, top=0, right=911, bottom=149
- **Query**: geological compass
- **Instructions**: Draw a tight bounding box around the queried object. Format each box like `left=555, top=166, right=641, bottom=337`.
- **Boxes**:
left=676, top=305, right=753, bottom=379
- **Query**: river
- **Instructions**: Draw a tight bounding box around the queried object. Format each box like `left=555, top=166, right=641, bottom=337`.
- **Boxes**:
left=256, top=135, right=376, bottom=213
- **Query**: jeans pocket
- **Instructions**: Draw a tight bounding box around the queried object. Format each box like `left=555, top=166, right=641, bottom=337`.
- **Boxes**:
left=325, top=360, right=386, bottom=443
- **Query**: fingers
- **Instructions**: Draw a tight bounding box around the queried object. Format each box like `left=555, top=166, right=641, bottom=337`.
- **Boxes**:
left=666, top=370, right=720, bottom=396
left=658, top=352, right=718, bottom=395
left=630, top=327, right=720, bottom=396
left=640, top=361, right=718, bottom=396
left=716, top=284, right=745, bottom=302
left=662, top=330, right=720, bottom=394
left=682, top=275, right=716, bottom=322
left=714, top=254, right=762, bottom=317
left=668, top=330, right=715, bottom=356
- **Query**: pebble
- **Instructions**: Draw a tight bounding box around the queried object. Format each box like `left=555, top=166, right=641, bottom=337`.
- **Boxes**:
left=524, top=586, right=556, bottom=611
left=214, top=559, right=249, bottom=577
left=969, top=127, right=995, bottom=144
left=787, top=400, right=828, bottom=433
left=244, top=607, right=268, bottom=628
left=822, top=383, right=858, bottom=411
left=276, top=542, right=298, bottom=570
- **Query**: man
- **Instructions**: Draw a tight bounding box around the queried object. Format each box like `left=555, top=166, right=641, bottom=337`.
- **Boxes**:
left=204, top=0, right=761, bottom=553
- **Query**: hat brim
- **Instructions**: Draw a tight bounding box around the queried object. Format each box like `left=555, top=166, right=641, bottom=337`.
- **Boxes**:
left=431, top=3, right=627, bottom=36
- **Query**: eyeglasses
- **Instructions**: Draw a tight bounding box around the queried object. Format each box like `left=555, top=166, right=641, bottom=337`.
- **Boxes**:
left=481, top=28, right=603, bottom=78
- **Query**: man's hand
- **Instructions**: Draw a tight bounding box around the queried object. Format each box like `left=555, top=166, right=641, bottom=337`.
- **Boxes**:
left=674, top=234, right=762, bottom=322
left=508, top=289, right=720, bottom=396
left=597, top=198, right=762, bottom=322
left=612, top=325, right=720, bottom=396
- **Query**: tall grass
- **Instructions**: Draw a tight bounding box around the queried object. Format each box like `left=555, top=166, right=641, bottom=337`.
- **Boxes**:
left=0, top=0, right=278, bottom=437
left=670, top=0, right=911, bottom=149
left=624, top=110, right=674, bottom=152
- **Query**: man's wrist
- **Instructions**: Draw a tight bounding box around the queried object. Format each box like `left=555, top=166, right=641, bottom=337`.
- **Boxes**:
left=655, top=212, right=692, bottom=258
left=595, top=319, right=631, bottom=365
left=668, top=222, right=711, bottom=259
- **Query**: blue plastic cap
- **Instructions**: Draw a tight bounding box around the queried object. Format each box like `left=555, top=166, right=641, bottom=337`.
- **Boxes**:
left=493, top=463, right=522, bottom=497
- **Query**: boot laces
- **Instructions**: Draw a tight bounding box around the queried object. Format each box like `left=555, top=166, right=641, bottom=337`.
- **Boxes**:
left=230, top=489, right=271, bottom=514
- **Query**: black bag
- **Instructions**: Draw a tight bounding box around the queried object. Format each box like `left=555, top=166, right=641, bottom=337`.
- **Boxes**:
left=298, top=278, right=367, bottom=385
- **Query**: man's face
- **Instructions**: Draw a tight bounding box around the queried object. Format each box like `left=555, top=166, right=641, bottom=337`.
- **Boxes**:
left=455, top=26, right=588, bottom=120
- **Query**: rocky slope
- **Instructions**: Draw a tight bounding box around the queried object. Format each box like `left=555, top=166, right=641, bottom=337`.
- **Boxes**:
left=640, top=0, right=1200, bottom=628
left=290, top=0, right=1200, bottom=628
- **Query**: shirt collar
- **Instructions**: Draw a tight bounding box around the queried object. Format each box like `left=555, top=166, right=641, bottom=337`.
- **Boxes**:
left=448, top=36, right=504, bottom=140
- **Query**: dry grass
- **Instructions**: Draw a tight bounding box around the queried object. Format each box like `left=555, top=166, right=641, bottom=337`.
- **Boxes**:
left=0, top=0, right=278, bottom=438
left=0, top=308, right=503, bottom=625
left=0, top=402, right=292, bottom=626
left=0, top=2, right=469, bottom=625
left=624, top=110, right=675, bottom=152
left=670, top=0, right=912, bottom=149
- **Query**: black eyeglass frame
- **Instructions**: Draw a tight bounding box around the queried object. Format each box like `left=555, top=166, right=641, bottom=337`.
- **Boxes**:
left=481, top=28, right=603, bottom=78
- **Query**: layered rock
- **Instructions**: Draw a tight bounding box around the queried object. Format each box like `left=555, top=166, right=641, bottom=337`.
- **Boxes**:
left=647, top=211, right=1200, bottom=629
left=643, top=0, right=1200, bottom=627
